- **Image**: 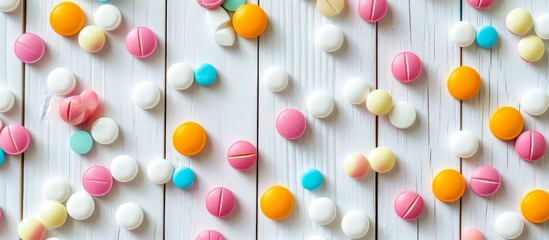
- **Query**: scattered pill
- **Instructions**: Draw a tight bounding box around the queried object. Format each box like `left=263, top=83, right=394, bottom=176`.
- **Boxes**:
left=78, top=25, right=106, bottom=53
left=50, top=2, right=85, bottom=37
left=343, top=77, right=370, bottom=105
left=388, top=101, right=416, bottom=129
left=0, top=148, right=4, bottom=166
left=344, top=153, right=369, bottom=179
left=91, top=117, right=119, bottom=144
left=70, top=130, right=94, bottom=155
left=147, top=158, right=173, bottom=184
left=116, top=202, right=144, bottom=230
left=59, top=90, right=99, bottom=126
left=495, top=211, right=524, bottom=239
left=0, top=87, right=15, bottom=112
left=18, top=217, right=45, bottom=240
left=447, top=66, right=481, bottom=100
left=43, top=178, right=70, bottom=203
left=206, top=187, right=236, bottom=218
left=0, top=0, right=19, bottom=12
left=341, top=210, right=370, bottom=239
left=476, top=25, right=498, bottom=48
left=82, top=165, right=113, bottom=197
left=110, top=155, right=139, bottom=182
left=315, top=24, right=344, bottom=53
left=196, top=230, right=225, bottom=240
left=47, top=68, right=76, bottom=96
left=432, top=169, right=466, bottom=203
left=366, top=89, right=393, bottom=115
left=0, top=124, right=31, bottom=155
left=260, top=185, right=294, bottom=220
left=307, top=91, right=334, bottom=118
left=97, top=0, right=110, bottom=2
left=449, top=130, right=478, bottom=158
left=462, top=228, right=484, bottom=240
left=14, top=33, right=46, bottom=64
left=195, top=63, right=217, bottom=86
left=470, top=165, right=501, bottom=197
left=391, top=52, right=422, bottom=83
left=222, top=0, right=244, bottom=11
left=489, top=106, right=523, bottom=141
left=449, top=21, right=477, bottom=47
left=316, top=0, right=344, bottom=17
left=518, top=35, right=545, bottom=62
left=227, top=140, right=257, bottom=171
left=126, top=26, right=157, bottom=59
left=515, top=130, right=546, bottom=161
left=301, top=168, right=323, bottom=191
left=94, top=4, right=122, bottom=31
left=132, top=81, right=161, bottom=109
left=263, top=66, right=289, bottom=92
left=521, top=88, right=549, bottom=116
left=172, top=122, right=207, bottom=156
left=506, top=8, right=533, bottom=35
left=233, top=4, right=268, bottom=38
left=358, top=0, right=388, bottom=23
left=38, top=201, right=67, bottom=228
left=66, top=191, right=95, bottom=220
left=521, top=189, right=549, bottom=223
left=276, top=108, right=307, bottom=140
left=394, top=191, right=424, bottom=220
left=172, top=167, right=195, bottom=189
left=206, top=7, right=235, bottom=46
left=197, top=0, right=224, bottom=9
left=308, top=197, right=336, bottom=225
left=534, top=14, right=549, bottom=40
left=368, top=146, right=395, bottom=173
left=467, top=0, right=494, bottom=9
left=167, top=62, right=194, bottom=90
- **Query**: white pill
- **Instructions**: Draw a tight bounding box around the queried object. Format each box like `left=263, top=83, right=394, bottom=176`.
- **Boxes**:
left=495, top=211, right=524, bottom=239
left=147, top=158, right=173, bottom=184
left=0, top=87, right=15, bottom=113
left=91, top=117, right=119, bottom=145
left=308, top=197, right=336, bottom=225
left=116, top=202, right=144, bottom=230
left=110, top=155, right=138, bottom=182
left=521, top=88, right=549, bottom=116
left=213, top=27, right=236, bottom=47
left=94, top=4, right=122, bottom=31
left=206, top=7, right=235, bottom=46
left=309, top=236, right=327, bottom=240
left=388, top=101, right=416, bottom=129
left=341, top=210, right=370, bottom=239
left=535, top=14, right=549, bottom=40
left=167, top=62, right=194, bottom=90
left=449, top=130, right=478, bottom=158
left=43, top=178, right=70, bottom=203
left=315, top=24, right=344, bottom=53
left=307, top=91, right=334, bottom=118
left=343, top=77, right=370, bottom=105
left=263, top=66, right=289, bottom=92
left=66, top=191, right=95, bottom=220
left=47, top=67, right=76, bottom=96
left=449, top=21, right=476, bottom=47
left=0, top=0, right=20, bottom=12
left=132, top=81, right=161, bottom=109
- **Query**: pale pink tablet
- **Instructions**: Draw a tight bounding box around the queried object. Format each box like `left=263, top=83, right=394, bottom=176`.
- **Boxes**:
left=391, top=52, right=423, bottom=83
left=227, top=140, right=257, bottom=171
left=463, top=228, right=484, bottom=240
left=515, top=130, right=546, bottom=161
left=82, top=165, right=114, bottom=197
left=0, top=124, right=31, bottom=155
left=196, top=230, right=225, bottom=240
left=126, top=27, right=157, bottom=59
left=394, top=191, right=424, bottom=220
left=470, top=165, right=501, bottom=197
left=358, top=0, right=388, bottom=23
left=206, top=187, right=236, bottom=218
left=196, top=0, right=224, bottom=9
left=468, top=0, right=494, bottom=9
left=59, top=90, right=99, bottom=125
left=14, top=33, right=45, bottom=64
left=276, top=108, right=307, bottom=140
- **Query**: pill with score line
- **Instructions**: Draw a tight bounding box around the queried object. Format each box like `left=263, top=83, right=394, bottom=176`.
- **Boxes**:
left=227, top=140, right=257, bottom=171
left=82, top=165, right=114, bottom=197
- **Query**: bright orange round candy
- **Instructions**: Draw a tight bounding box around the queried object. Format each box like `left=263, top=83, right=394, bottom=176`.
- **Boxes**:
left=50, top=2, right=85, bottom=37
left=172, top=122, right=207, bottom=156
left=233, top=4, right=268, bottom=38
left=489, top=106, right=524, bottom=141
left=447, top=66, right=481, bottom=100
left=521, top=189, right=549, bottom=223
left=432, top=169, right=466, bottom=203
left=260, top=185, right=294, bottom=220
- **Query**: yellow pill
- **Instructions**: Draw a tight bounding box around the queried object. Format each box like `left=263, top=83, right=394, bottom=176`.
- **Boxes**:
left=316, top=0, right=345, bottom=17
left=489, top=106, right=523, bottom=141
left=50, top=2, right=85, bottom=37
left=39, top=201, right=67, bottom=228
left=18, top=217, right=46, bottom=240
left=78, top=26, right=106, bottom=53
left=172, top=122, right=207, bottom=156
left=260, top=185, right=294, bottom=220
left=432, top=169, right=466, bottom=203
left=368, top=146, right=396, bottom=173
left=366, top=89, right=393, bottom=115
left=521, top=189, right=549, bottom=223
left=506, top=8, right=533, bottom=35
left=233, top=4, right=268, bottom=38
left=518, top=35, right=545, bottom=62
left=447, top=66, right=481, bottom=100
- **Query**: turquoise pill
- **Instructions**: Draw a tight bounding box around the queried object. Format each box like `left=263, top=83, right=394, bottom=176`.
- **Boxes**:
left=173, top=167, right=195, bottom=189
left=97, top=0, right=110, bottom=2
left=70, top=131, right=94, bottom=155
left=195, top=64, right=217, bottom=86
left=301, top=168, right=323, bottom=191
left=0, top=148, right=4, bottom=166
left=223, top=0, right=245, bottom=11
left=476, top=25, right=498, bottom=48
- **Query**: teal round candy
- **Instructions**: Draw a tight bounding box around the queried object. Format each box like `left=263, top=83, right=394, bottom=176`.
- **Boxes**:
left=0, top=148, right=5, bottom=166
left=173, top=167, right=195, bottom=189
left=476, top=25, right=498, bottom=48
left=223, top=0, right=245, bottom=11
left=98, top=0, right=110, bottom=2
left=301, top=168, right=323, bottom=191
left=70, top=131, right=94, bottom=155
left=195, top=63, right=217, bottom=86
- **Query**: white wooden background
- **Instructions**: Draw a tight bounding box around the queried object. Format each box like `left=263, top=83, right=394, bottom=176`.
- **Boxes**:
left=0, top=0, right=548, bottom=239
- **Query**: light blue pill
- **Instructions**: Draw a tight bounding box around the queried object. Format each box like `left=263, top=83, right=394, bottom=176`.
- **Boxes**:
left=173, top=167, right=195, bottom=189
left=476, top=26, right=498, bottom=48
left=301, top=168, right=323, bottom=191
left=223, top=0, right=245, bottom=12
left=195, top=63, right=217, bottom=86
left=70, top=131, right=93, bottom=155
left=0, top=148, right=5, bottom=166
left=98, top=0, right=110, bottom=2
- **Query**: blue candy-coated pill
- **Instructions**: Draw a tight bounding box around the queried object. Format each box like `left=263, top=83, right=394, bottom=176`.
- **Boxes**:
left=173, top=167, right=195, bottom=189
left=195, top=63, right=217, bottom=86
left=223, top=0, right=245, bottom=11
left=70, top=130, right=94, bottom=155
left=0, top=148, right=5, bottom=166
left=301, top=168, right=323, bottom=191
left=476, top=25, right=498, bottom=48
left=97, top=0, right=110, bottom=2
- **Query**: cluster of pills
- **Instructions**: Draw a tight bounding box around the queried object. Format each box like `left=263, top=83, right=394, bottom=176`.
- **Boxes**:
left=167, top=62, right=218, bottom=89
left=315, top=0, right=388, bottom=23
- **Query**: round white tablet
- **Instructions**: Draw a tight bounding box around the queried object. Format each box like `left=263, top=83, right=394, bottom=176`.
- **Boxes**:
left=309, top=236, right=327, bottom=240
left=0, top=0, right=20, bottom=12
left=91, top=117, right=119, bottom=145
left=315, top=24, right=344, bottom=53
left=66, top=191, right=95, bottom=220
left=521, top=88, right=549, bottom=116
left=0, top=87, right=15, bottom=113
left=341, top=210, right=370, bottom=239
left=449, top=130, right=478, bottom=158
left=94, top=4, right=122, bottom=31
left=308, top=197, right=336, bottom=225
left=110, top=155, right=138, bottom=182
left=263, top=66, right=289, bottom=92
left=388, top=101, right=416, bottom=129
left=132, top=81, right=161, bottom=109
left=167, top=62, right=194, bottom=90
left=43, top=178, right=70, bottom=203
left=47, top=67, right=76, bottom=96
left=495, top=211, right=524, bottom=239
left=147, top=158, right=173, bottom=184
left=307, top=91, right=334, bottom=118
left=116, top=202, right=144, bottom=230
left=343, top=77, right=370, bottom=105
left=535, top=14, right=549, bottom=40
left=449, top=21, right=476, bottom=47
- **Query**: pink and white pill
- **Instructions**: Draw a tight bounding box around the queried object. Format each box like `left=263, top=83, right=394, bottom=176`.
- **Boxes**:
left=227, top=140, right=257, bottom=171
left=126, top=27, right=157, bottom=59
left=59, top=90, right=99, bottom=125
left=206, top=187, right=236, bottom=218
left=470, top=165, right=501, bottom=197
left=391, top=52, right=423, bottom=83
left=0, top=124, right=31, bottom=155
left=82, top=165, right=114, bottom=197
left=276, top=108, right=307, bottom=140
left=196, top=230, right=225, bottom=240
left=196, top=0, right=224, bottom=9
left=394, top=191, right=424, bottom=220
left=358, top=0, right=388, bottom=23
left=468, top=0, right=494, bottom=9
left=515, top=130, right=546, bottom=161
left=14, top=33, right=46, bottom=64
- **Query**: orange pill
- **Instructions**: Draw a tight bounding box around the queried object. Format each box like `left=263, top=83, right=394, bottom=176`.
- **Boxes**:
left=172, top=122, right=207, bottom=156
left=50, top=2, right=85, bottom=36
left=432, top=169, right=466, bottom=203
left=521, top=189, right=549, bottom=223
left=260, top=185, right=294, bottom=220
left=233, top=4, right=268, bottom=38
left=447, top=66, right=481, bottom=100
left=489, top=106, right=524, bottom=141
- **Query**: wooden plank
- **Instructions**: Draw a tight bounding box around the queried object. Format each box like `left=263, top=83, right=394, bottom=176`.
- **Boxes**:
left=164, top=0, right=258, bottom=239
left=257, top=1, right=377, bottom=239
left=23, top=0, right=165, bottom=239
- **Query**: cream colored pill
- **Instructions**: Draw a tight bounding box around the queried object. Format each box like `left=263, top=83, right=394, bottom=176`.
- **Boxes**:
left=43, top=178, right=70, bottom=203
left=94, top=4, right=122, bottom=31
left=366, top=89, right=393, bottom=115
left=78, top=25, right=106, bottom=53
left=316, top=0, right=344, bottom=17
left=388, top=101, right=416, bottom=129
left=0, top=87, right=15, bottom=113
left=521, top=88, right=549, bottom=116
left=0, top=0, right=19, bottom=12
left=91, top=117, right=119, bottom=145
left=343, top=77, right=370, bottom=105
left=518, top=35, right=545, bottom=62
left=263, top=66, right=289, bottom=92
left=368, top=146, right=395, bottom=173
left=38, top=201, right=67, bottom=228
left=167, top=62, right=194, bottom=90
left=132, top=81, right=161, bottom=109
left=535, top=14, right=549, bottom=40
left=116, top=202, right=144, bottom=230
left=315, top=24, right=344, bottom=53
left=506, top=8, right=533, bottom=35
left=18, top=217, right=45, bottom=240
left=47, top=68, right=76, bottom=96
left=449, top=130, right=478, bottom=158
left=307, top=91, right=334, bottom=118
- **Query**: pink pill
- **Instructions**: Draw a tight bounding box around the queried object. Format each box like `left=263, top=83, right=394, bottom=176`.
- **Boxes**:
left=196, top=230, right=225, bottom=240
left=0, top=208, right=2, bottom=223
left=0, top=124, right=31, bottom=155
left=206, top=187, right=236, bottom=218
left=276, top=108, right=307, bottom=140
left=358, top=0, right=388, bottom=23
left=469, top=165, right=501, bottom=197
left=462, top=228, right=484, bottom=240
left=391, top=52, right=423, bottom=83
left=14, top=33, right=46, bottom=64
left=196, top=0, right=224, bottom=9
left=126, top=27, right=157, bottom=59
left=227, top=140, right=257, bottom=171
left=394, top=191, right=424, bottom=220
left=468, top=0, right=494, bottom=9
left=515, top=130, right=546, bottom=161
left=0, top=119, right=4, bottom=130
left=59, top=90, right=99, bottom=125
left=82, top=165, right=114, bottom=197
